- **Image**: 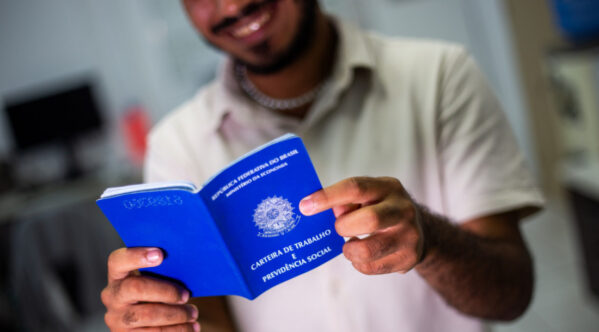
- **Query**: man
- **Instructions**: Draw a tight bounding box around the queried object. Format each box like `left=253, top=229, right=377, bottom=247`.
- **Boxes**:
left=101, top=0, right=544, bottom=331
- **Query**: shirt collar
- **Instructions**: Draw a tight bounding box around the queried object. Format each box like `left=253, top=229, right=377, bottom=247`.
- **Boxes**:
left=207, top=17, right=377, bottom=132
left=332, top=17, right=376, bottom=71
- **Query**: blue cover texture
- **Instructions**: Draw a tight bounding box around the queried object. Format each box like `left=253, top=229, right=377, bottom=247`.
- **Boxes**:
left=97, top=135, right=345, bottom=299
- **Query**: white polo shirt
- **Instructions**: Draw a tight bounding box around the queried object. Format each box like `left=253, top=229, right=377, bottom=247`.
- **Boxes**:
left=144, top=18, right=543, bottom=332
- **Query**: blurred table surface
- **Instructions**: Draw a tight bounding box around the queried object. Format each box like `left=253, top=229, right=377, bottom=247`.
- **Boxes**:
left=0, top=171, right=136, bottom=224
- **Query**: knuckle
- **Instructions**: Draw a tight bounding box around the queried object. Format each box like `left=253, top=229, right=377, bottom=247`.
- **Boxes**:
left=381, top=176, right=400, bottom=186
left=353, top=241, right=375, bottom=261
left=383, top=176, right=404, bottom=191
left=366, top=263, right=380, bottom=275
left=342, top=242, right=354, bottom=260
left=354, top=262, right=376, bottom=275
left=383, top=238, right=399, bottom=257
left=378, top=203, right=400, bottom=226
left=119, top=276, right=144, bottom=301
left=132, top=303, right=189, bottom=326
left=101, top=287, right=110, bottom=306
left=334, top=220, right=344, bottom=236
left=127, top=276, right=146, bottom=293
left=373, top=262, right=393, bottom=274
left=156, top=283, right=181, bottom=304
left=354, top=260, right=394, bottom=275
left=334, top=217, right=352, bottom=236
left=135, top=305, right=154, bottom=323
left=104, top=311, right=126, bottom=330
left=107, top=257, right=117, bottom=275
left=363, top=208, right=381, bottom=230
left=167, top=285, right=182, bottom=302
left=107, top=248, right=125, bottom=271
left=163, top=305, right=185, bottom=322
left=347, top=177, right=367, bottom=197
left=122, top=308, right=138, bottom=326
left=104, top=312, right=112, bottom=328
left=366, top=237, right=387, bottom=259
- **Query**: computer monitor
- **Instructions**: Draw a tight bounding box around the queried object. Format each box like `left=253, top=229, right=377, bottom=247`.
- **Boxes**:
left=3, top=80, right=104, bottom=179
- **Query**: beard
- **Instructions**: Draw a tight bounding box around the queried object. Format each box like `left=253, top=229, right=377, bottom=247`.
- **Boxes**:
left=233, top=0, right=319, bottom=75
left=238, top=0, right=318, bottom=75
left=199, top=0, right=319, bottom=75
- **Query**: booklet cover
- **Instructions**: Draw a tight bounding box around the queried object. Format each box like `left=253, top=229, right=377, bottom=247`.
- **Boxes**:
left=97, top=134, right=345, bottom=300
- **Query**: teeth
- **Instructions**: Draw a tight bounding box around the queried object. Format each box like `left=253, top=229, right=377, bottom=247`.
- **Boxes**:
left=233, top=11, right=271, bottom=38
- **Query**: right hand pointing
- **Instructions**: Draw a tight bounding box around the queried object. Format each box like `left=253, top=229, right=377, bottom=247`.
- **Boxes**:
left=102, top=247, right=200, bottom=332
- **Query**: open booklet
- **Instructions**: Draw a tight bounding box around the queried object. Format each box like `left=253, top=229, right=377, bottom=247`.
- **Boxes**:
left=97, top=134, right=345, bottom=300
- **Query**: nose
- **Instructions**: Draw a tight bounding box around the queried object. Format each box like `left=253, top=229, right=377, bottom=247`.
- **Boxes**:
left=219, top=0, right=255, bottom=18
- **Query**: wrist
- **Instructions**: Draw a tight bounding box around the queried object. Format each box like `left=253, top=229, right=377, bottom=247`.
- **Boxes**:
left=414, top=202, right=431, bottom=264
left=413, top=203, right=444, bottom=269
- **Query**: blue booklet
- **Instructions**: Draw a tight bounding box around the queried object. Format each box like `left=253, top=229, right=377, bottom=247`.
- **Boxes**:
left=97, top=134, right=345, bottom=300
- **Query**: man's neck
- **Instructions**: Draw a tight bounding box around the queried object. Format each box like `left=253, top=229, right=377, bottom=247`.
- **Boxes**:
left=245, top=13, right=336, bottom=119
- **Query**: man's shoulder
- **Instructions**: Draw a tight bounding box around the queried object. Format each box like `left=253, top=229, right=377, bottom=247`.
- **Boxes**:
left=369, top=30, right=467, bottom=61
left=362, top=31, right=472, bottom=88
left=364, top=30, right=470, bottom=76
left=148, top=81, right=220, bottom=145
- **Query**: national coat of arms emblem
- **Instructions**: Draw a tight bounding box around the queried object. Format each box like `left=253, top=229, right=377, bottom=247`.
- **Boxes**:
left=253, top=196, right=300, bottom=237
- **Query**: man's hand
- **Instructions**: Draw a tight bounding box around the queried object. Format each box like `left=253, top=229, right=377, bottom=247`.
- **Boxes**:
left=299, top=176, right=425, bottom=275
left=101, top=247, right=200, bottom=332
left=300, top=176, right=535, bottom=321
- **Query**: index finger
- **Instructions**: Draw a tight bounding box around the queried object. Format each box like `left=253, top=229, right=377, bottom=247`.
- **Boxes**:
left=299, top=177, right=388, bottom=216
left=107, top=247, right=163, bottom=282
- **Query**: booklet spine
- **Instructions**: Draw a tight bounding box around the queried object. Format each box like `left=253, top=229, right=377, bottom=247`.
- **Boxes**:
left=196, top=194, right=253, bottom=299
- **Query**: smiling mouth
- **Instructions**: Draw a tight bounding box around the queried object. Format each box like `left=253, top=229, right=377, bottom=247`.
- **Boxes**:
left=231, top=10, right=272, bottom=39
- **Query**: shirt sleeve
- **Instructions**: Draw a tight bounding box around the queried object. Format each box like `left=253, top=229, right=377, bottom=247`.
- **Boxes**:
left=437, top=48, right=544, bottom=223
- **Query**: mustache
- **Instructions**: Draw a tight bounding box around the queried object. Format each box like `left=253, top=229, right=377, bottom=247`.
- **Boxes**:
left=211, top=0, right=277, bottom=34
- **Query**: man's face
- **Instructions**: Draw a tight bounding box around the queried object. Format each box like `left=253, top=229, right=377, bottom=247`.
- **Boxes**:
left=182, top=0, right=317, bottom=74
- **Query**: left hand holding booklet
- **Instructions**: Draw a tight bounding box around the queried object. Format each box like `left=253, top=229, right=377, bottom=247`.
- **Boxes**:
left=97, top=134, right=344, bottom=300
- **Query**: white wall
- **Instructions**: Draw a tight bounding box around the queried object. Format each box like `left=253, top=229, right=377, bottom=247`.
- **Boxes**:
left=0, top=0, right=149, bottom=164
left=461, top=0, right=537, bottom=172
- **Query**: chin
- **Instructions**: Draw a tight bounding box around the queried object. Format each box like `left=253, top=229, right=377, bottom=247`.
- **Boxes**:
left=235, top=53, right=293, bottom=75
left=235, top=3, right=319, bottom=75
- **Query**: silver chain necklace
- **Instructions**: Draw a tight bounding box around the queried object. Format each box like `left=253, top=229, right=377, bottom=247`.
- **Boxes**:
left=234, top=63, right=326, bottom=110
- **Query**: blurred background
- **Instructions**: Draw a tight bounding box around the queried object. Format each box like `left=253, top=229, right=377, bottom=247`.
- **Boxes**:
left=0, top=0, right=598, bottom=331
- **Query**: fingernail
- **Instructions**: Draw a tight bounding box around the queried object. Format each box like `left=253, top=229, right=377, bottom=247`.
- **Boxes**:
left=180, top=290, right=190, bottom=303
left=188, top=304, right=199, bottom=321
left=299, top=196, right=314, bottom=215
left=193, top=322, right=200, bottom=332
left=145, top=249, right=161, bottom=264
